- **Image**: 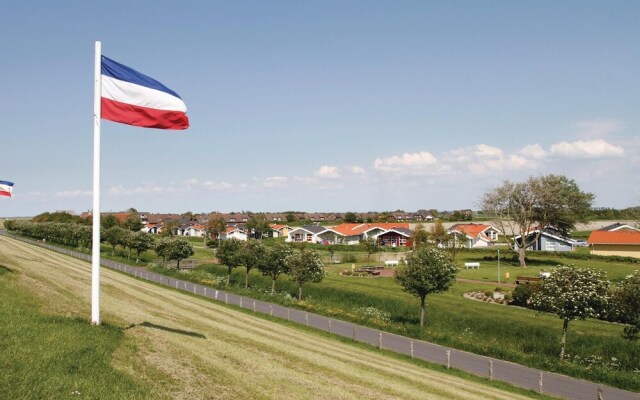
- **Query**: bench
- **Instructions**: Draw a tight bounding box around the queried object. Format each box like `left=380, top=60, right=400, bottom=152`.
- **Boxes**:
left=384, top=260, right=399, bottom=267
left=464, top=262, right=480, bottom=269
left=354, top=266, right=384, bottom=275
left=515, top=276, right=541, bottom=285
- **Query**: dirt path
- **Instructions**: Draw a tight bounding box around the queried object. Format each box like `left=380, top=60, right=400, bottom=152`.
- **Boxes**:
left=0, top=236, right=540, bottom=400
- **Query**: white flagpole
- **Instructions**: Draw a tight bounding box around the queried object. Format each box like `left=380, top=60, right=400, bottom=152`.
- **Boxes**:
left=91, top=41, right=102, bottom=325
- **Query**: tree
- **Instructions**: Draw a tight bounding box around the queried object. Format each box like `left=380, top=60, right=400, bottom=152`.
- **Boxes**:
left=258, top=243, right=294, bottom=294
left=412, top=223, right=429, bottom=247
left=240, top=239, right=266, bottom=288
left=611, top=270, right=640, bottom=341
left=216, top=239, right=244, bottom=285
left=429, top=220, right=448, bottom=247
left=118, top=230, right=135, bottom=259
left=246, top=215, right=270, bottom=239
left=530, top=266, right=609, bottom=361
left=286, top=212, right=296, bottom=224
left=395, top=247, right=457, bottom=328
left=360, top=237, right=379, bottom=266
left=104, top=226, right=125, bottom=255
left=155, top=238, right=170, bottom=262
left=344, top=212, right=358, bottom=223
left=285, top=249, right=325, bottom=301
left=161, top=219, right=179, bottom=237
left=166, top=238, right=194, bottom=269
left=206, top=216, right=227, bottom=243
left=480, top=174, right=594, bottom=267
left=123, top=209, right=144, bottom=232
left=130, top=231, right=155, bottom=262
left=101, top=214, right=120, bottom=229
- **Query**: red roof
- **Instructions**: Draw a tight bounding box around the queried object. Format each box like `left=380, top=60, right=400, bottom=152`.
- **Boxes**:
left=449, top=223, right=494, bottom=238
left=588, top=230, right=640, bottom=245
left=331, top=223, right=410, bottom=236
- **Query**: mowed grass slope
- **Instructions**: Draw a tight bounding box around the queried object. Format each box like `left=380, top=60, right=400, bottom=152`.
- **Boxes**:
left=0, top=237, right=547, bottom=400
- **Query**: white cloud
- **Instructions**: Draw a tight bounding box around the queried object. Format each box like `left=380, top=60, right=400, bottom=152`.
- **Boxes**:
left=108, top=184, right=177, bottom=196
left=349, top=166, right=366, bottom=175
left=263, top=176, right=288, bottom=188
left=55, top=190, right=92, bottom=198
left=474, top=144, right=503, bottom=158
left=315, top=165, right=340, bottom=179
left=202, top=181, right=233, bottom=190
left=550, top=139, right=624, bottom=158
left=574, top=119, right=624, bottom=138
left=444, top=145, right=533, bottom=176
left=519, top=144, right=547, bottom=159
left=374, top=151, right=438, bottom=173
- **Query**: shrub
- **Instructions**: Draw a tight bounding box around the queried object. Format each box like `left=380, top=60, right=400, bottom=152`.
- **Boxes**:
left=342, top=253, right=357, bottom=263
left=484, top=290, right=493, bottom=297
left=511, top=284, right=538, bottom=307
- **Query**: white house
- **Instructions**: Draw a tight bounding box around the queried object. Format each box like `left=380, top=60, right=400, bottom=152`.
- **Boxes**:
left=220, top=226, right=248, bottom=241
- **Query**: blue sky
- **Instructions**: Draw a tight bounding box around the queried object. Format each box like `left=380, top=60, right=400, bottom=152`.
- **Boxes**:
left=1, top=1, right=638, bottom=216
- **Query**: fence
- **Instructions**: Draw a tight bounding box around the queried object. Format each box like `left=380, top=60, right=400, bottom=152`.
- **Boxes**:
left=1, top=231, right=637, bottom=400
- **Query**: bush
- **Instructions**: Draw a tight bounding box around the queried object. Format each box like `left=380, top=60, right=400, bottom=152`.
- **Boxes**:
left=511, top=284, right=538, bottom=307
left=504, top=292, right=513, bottom=302
left=484, top=290, right=493, bottom=297
left=342, top=253, right=357, bottom=263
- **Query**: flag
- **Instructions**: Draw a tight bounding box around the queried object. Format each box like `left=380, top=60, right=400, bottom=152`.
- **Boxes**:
left=101, top=56, right=189, bottom=130
left=0, top=180, right=14, bottom=197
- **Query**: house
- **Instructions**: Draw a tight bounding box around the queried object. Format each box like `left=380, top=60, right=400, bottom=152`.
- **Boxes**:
left=597, top=222, right=640, bottom=232
left=330, top=223, right=412, bottom=246
left=220, top=226, right=248, bottom=241
left=270, top=224, right=291, bottom=238
left=183, top=224, right=206, bottom=237
left=376, top=227, right=413, bottom=247
left=514, top=228, right=575, bottom=252
left=143, top=222, right=161, bottom=234
left=286, top=225, right=343, bottom=244
left=447, top=223, right=500, bottom=248
left=587, top=230, right=640, bottom=258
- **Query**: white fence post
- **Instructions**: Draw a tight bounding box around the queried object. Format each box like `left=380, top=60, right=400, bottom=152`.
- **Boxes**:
left=538, top=372, right=543, bottom=393
left=489, top=360, right=493, bottom=380
left=446, top=350, right=451, bottom=369
left=270, top=305, right=273, bottom=316
left=378, top=333, right=382, bottom=349
left=410, top=340, right=414, bottom=359
left=328, top=319, right=332, bottom=334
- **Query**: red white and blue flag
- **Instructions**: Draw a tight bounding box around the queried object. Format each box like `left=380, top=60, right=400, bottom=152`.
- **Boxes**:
left=101, top=56, right=189, bottom=130
left=0, top=180, right=14, bottom=198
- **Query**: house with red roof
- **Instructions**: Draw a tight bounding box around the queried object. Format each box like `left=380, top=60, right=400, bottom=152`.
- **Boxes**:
left=220, top=226, right=248, bottom=241
left=331, top=223, right=412, bottom=246
left=270, top=224, right=292, bottom=238
left=587, top=230, right=640, bottom=258
left=447, top=223, right=500, bottom=248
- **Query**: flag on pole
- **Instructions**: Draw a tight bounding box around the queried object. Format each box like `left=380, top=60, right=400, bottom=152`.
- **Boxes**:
left=0, top=180, right=14, bottom=197
left=101, top=56, right=189, bottom=130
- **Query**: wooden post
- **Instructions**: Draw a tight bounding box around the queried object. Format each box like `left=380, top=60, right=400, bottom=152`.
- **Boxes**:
left=253, top=301, right=256, bottom=312
left=410, top=340, right=414, bottom=359
left=215, top=290, right=218, bottom=300
left=287, top=309, right=290, bottom=321
left=489, top=360, right=493, bottom=380
left=378, top=333, right=382, bottom=349
left=446, top=350, right=451, bottom=369
left=305, top=314, right=309, bottom=326
left=352, top=325, right=356, bottom=341
left=328, top=319, right=332, bottom=334
left=239, top=297, right=243, bottom=308
left=270, top=305, right=273, bottom=316
left=225, top=293, right=228, bottom=304
left=597, top=387, right=603, bottom=400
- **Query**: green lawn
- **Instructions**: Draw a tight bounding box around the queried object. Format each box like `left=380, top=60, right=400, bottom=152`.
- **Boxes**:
left=0, top=266, right=151, bottom=399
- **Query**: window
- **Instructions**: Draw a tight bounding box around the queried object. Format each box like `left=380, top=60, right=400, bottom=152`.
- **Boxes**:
left=306, top=234, right=313, bottom=242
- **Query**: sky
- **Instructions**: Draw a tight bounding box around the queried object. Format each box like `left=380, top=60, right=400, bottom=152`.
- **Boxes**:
left=1, top=1, right=639, bottom=217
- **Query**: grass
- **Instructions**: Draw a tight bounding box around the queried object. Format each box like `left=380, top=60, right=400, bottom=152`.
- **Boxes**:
left=153, top=259, right=640, bottom=392
left=0, top=266, right=152, bottom=400
left=0, top=237, right=550, bottom=400
left=8, top=232, right=640, bottom=392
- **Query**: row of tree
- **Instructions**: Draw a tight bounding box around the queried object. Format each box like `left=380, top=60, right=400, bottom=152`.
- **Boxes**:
left=216, top=239, right=325, bottom=301
left=5, top=220, right=195, bottom=266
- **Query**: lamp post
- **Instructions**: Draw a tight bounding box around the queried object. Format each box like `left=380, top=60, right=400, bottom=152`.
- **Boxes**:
left=497, top=248, right=501, bottom=284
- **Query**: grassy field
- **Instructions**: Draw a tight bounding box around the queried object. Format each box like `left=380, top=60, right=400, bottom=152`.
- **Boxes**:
left=0, top=236, right=553, bottom=400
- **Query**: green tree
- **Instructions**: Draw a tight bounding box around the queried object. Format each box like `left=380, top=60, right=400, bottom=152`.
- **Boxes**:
left=429, top=220, right=448, bottom=247
left=480, top=174, right=594, bottom=267
left=412, top=223, right=429, bottom=247
left=161, top=219, right=179, bottom=237
left=286, top=212, right=296, bottom=224
left=360, top=237, right=379, bottom=266
left=246, top=215, right=270, bottom=239
left=101, top=214, right=120, bottom=230
left=206, top=216, right=227, bottom=243
left=344, top=212, right=358, bottom=223
left=118, top=230, right=135, bottom=259
left=123, top=209, right=144, bottom=232
left=258, top=243, right=293, bottom=294
left=166, top=238, right=194, bottom=269
left=611, top=270, right=640, bottom=341
left=216, top=239, right=244, bottom=285
left=130, top=231, right=155, bottom=263
left=155, top=238, right=170, bottom=262
left=104, top=226, right=125, bottom=255
left=285, top=249, right=325, bottom=301
left=395, top=247, right=458, bottom=328
left=530, top=266, right=609, bottom=361
left=240, top=239, right=266, bottom=288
